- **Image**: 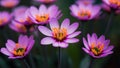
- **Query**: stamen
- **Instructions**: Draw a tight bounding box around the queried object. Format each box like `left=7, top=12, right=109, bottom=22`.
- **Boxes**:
left=36, top=14, right=49, bottom=23
left=109, top=0, right=120, bottom=6
left=52, top=28, right=67, bottom=41
left=78, top=10, right=91, bottom=18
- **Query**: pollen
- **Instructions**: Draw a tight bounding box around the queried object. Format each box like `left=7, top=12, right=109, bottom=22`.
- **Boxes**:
left=78, top=10, right=91, bottom=18
left=36, top=14, right=49, bottom=23
left=0, top=18, right=7, bottom=25
left=15, top=23, right=27, bottom=32
left=52, top=28, right=67, bottom=41
left=91, top=42, right=104, bottom=56
left=12, top=43, right=26, bottom=56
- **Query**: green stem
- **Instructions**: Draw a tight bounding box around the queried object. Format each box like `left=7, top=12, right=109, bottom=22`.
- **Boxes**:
left=29, top=53, right=36, bottom=68
left=104, top=13, right=114, bottom=35
left=58, top=47, right=61, bottom=68
left=89, top=57, right=94, bottom=68
left=23, top=59, right=30, bottom=68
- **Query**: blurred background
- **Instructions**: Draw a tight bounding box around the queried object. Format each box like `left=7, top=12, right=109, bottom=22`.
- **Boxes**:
left=0, top=0, right=120, bottom=68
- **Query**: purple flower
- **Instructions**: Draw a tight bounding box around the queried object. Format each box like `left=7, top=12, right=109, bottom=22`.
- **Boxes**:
left=82, top=33, right=114, bottom=58
left=38, top=18, right=81, bottom=48
left=14, top=9, right=34, bottom=25
left=29, top=4, right=62, bottom=24
left=12, top=6, right=28, bottom=17
left=0, top=35, right=35, bottom=59
left=0, top=11, right=11, bottom=26
left=9, top=20, right=27, bottom=33
left=70, top=1, right=101, bottom=21
left=35, top=0, right=56, bottom=4
left=102, top=0, right=120, bottom=14
left=0, top=0, right=20, bottom=8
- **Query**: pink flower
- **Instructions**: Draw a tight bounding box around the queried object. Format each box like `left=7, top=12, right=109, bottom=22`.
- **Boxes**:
left=70, top=1, right=101, bottom=21
left=9, top=20, right=27, bottom=33
left=0, top=0, right=20, bottom=8
left=35, top=0, right=56, bottom=4
left=102, top=0, right=120, bottom=14
left=0, top=11, right=11, bottom=26
left=29, top=4, right=62, bottom=24
left=82, top=33, right=114, bottom=58
left=12, top=6, right=28, bottom=17
left=0, top=35, right=35, bottom=59
left=38, top=18, right=81, bottom=48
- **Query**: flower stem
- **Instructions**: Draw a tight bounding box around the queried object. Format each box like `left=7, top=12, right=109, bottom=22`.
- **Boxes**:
left=58, top=47, right=61, bottom=68
left=42, top=46, right=48, bottom=68
left=89, top=57, right=94, bottom=68
left=29, top=53, right=36, bottom=68
left=23, top=59, right=30, bottom=68
left=104, top=12, right=114, bottom=35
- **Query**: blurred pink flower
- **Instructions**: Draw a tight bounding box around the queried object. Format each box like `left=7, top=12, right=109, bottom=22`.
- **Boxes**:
left=35, top=0, right=56, bottom=4
left=12, top=6, right=28, bottom=17
left=0, top=0, right=20, bottom=8
left=38, top=18, right=81, bottom=48
left=102, top=0, right=120, bottom=14
left=1, top=35, right=35, bottom=59
left=9, top=20, right=27, bottom=33
left=82, top=33, right=114, bottom=58
left=0, top=11, right=11, bottom=26
left=70, top=1, right=101, bottom=21
left=29, top=4, right=62, bottom=24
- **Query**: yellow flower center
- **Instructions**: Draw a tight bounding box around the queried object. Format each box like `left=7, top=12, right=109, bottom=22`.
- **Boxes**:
left=52, top=28, right=67, bottom=41
left=36, top=14, right=49, bottom=23
left=78, top=10, right=91, bottom=18
left=12, top=43, right=26, bottom=56
left=109, top=0, right=120, bottom=7
left=91, top=42, right=104, bottom=56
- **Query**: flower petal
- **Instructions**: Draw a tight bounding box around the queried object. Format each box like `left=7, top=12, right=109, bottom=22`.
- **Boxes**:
left=59, top=42, right=68, bottom=48
left=82, top=48, right=90, bottom=54
left=1, top=48, right=13, bottom=56
left=29, top=6, right=39, bottom=18
left=49, top=19, right=59, bottom=29
left=61, top=18, right=70, bottom=29
left=38, top=26, right=52, bottom=36
left=64, top=38, right=79, bottom=43
left=83, top=38, right=90, bottom=50
left=103, top=46, right=114, bottom=53
left=67, top=22, right=79, bottom=34
left=39, top=4, right=47, bottom=14
left=52, top=41, right=59, bottom=47
left=67, top=31, right=81, bottom=38
left=41, top=37, right=55, bottom=45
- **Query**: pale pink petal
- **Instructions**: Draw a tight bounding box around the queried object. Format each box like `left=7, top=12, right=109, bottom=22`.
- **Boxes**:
left=61, top=18, right=70, bottom=29
left=67, top=31, right=81, bottom=38
left=59, top=42, right=68, bottom=48
left=83, top=38, right=90, bottom=50
left=64, top=38, right=79, bottom=43
left=1, top=48, right=13, bottom=56
left=41, top=37, right=55, bottom=45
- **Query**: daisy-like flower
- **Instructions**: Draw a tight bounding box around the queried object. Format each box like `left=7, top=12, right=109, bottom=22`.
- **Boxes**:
left=35, top=0, right=56, bottom=4
left=29, top=4, right=62, bottom=24
left=70, top=1, right=101, bottom=21
left=38, top=18, right=81, bottom=48
left=9, top=20, right=27, bottom=33
left=82, top=33, right=114, bottom=58
left=102, top=0, right=120, bottom=14
left=12, top=6, right=28, bottom=17
left=0, top=0, right=20, bottom=8
left=14, top=9, right=34, bottom=25
left=0, top=11, right=11, bottom=26
left=0, top=35, right=35, bottom=59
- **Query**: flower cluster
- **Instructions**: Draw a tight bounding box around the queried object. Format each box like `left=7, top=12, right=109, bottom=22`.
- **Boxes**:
left=0, top=0, right=115, bottom=60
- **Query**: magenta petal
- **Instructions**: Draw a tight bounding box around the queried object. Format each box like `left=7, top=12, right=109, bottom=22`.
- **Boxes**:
left=91, top=33, right=98, bottom=44
left=67, top=22, right=79, bottom=34
left=83, top=38, right=90, bottom=50
left=6, top=43, right=14, bottom=52
left=103, top=46, right=114, bottom=53
left=67, top=31, right=81, bottom=38
left=1, top=48, right=13, bottom=56
left=69, top=4, right=79, bottom=16
left=30, top=6, right=39, bottom=18
left=41, top=37, right=55, bottom=45
left=103, top=40, right=110, bottom=50
left=59, top=42, right=68, bottom=48
left=82, top=48, right=90, bottom=54
left=39, top=4, right=47, bottom=14
left=9, top=56, right=24, bottom=59
left=64, top=38, right=79, bottom=43
left=99, top=51, right=113, bottom=58
left=49, top=19, right=59, bottom=29
left=87, top=34, right=91, bottom=47
left=19, top=35, right=29, bottom=47
left=38, top=26, right=52, bottom=36
left=97, top=35, right=105, bottom=43
left=52, top=41, right=59, bottom=47
left=61, top=18, right=70, bottom=29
